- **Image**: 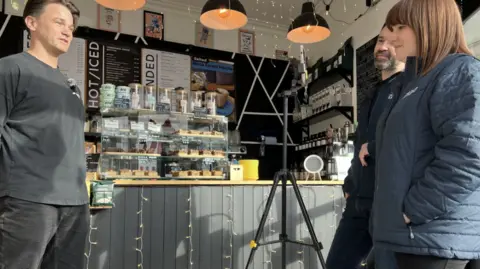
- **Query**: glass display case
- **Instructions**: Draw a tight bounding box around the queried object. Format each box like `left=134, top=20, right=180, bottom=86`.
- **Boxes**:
left=97, top=108, right=229, bottom=180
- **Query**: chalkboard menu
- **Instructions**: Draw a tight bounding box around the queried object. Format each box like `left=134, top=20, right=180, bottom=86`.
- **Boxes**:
left=355, top=36, right=381, bottom=118
left=86, top=41, right=141, bottom=109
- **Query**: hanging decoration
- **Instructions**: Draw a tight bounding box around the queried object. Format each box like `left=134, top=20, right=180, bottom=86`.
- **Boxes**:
left=224, top=186, right=237, bottom=269
left=95, top=0, right=145, bottom=11
left=186, top=186, right=194, bottom=268
left=84, top=215, right=98, bottom=269
left=200, top=0, right=248, bottom=30
left=136, top=187, right=148, bottom=269
left=287, top=2, right=331, bottom=44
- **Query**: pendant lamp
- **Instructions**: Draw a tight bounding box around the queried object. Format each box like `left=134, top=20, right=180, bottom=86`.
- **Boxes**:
left=200, top=0, right=248, bottom=30
left=287, top=2, right=331, bottom=44
left=95, top=0, right=145, bottom=11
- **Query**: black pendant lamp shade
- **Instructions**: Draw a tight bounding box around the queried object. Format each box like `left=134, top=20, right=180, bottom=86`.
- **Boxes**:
left=287, top=2, right=331, bottom=44
left=200, top=0, right=248, bottom=30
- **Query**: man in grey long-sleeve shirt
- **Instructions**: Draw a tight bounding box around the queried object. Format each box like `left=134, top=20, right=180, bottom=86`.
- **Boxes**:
left=0, top=1, right=88, bottom=268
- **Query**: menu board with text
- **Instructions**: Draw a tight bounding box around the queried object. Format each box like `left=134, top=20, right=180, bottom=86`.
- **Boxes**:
left=85, top=41, right=141, bottom=109
left=141, top=48, right=191, bottom=90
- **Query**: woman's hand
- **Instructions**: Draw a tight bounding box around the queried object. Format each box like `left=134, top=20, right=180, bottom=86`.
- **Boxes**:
left=403, top=214, right=411, bottom=224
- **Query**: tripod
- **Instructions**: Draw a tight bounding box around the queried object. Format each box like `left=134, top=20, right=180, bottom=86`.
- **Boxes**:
left=245, top=87, right=327, bottom=269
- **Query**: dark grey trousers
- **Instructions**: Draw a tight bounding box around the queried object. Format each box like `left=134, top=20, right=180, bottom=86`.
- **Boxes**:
left=396, top=253, right=479, bottom=269
left=0, top=197, right=89, bottom=269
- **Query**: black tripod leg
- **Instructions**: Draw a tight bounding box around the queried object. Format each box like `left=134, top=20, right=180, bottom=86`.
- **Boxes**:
left=245, top=172, right=282, bottom=269
left=289, top=172, right=328, bottom=269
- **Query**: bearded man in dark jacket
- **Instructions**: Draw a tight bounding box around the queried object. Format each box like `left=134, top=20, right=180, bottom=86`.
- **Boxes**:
left=325, top=25, right=404, bottom=269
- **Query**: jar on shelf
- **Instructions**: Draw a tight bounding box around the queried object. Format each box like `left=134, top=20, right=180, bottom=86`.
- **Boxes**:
left=128, top=83, right=144, bottom=109
left=156, top=88, right=173, bottom=112
left=115, top=86, right=131, bottom=109
left=144, top=86, right=157, bottom=110
left=190, top=90, right=204, bottom=112
left=175, top=88, right=188, bottom=113
left=205, top=91, right=217, bottom=115
left=100, top=83, right=116, bottom=109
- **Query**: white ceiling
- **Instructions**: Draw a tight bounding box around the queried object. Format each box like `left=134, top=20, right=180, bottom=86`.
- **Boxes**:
left=151, top=0, right=373, bottom=31
left=464, top=8, right=480, bottom=46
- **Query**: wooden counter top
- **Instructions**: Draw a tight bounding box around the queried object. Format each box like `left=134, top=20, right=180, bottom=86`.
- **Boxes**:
left=112, top=180, right=344, bottom=186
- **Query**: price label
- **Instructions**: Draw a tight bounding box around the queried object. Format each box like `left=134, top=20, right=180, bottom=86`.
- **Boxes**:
left=130, top=122, right=145, bottom=131
left=155, top=103, right=171, bottom=114
left=103, top=119, right=119, bottom=129
left=193, top=107, right=208, bottom=118
left=147, top=122, right=161, bottom=133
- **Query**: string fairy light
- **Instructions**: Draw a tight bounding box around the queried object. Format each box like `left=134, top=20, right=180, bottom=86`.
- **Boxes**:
left=84, top=214, right=98, bottom=269
left=296, top=174, right=313, bottom=268
left=329, top=186, right=339, bottom=237
left=262, top=191, right=274, bottom=267
left=135, top=186, right=148, bottom=269
left=224, top=185, right=237, bottom=269
left=185, top=186, right=194, bottom=269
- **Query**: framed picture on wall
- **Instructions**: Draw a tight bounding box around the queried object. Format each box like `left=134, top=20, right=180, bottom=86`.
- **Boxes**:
left=143, top=10, right=164, bottom=40
left=97, top=5, right=121, bottom=33
left=239, top=29, right=255, bottom=55
left=195, top=22, right=214, bottom=48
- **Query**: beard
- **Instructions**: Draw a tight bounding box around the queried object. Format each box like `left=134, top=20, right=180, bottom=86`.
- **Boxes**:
left=374, top=52, right=396, bottom=71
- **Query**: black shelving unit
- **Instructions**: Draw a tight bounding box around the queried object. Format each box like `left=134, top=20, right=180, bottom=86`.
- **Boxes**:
left=294, top=106, right=354, bottom=136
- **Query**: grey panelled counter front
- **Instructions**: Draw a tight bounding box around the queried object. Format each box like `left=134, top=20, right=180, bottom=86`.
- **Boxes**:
left=86, top=180, right=345, bottom=269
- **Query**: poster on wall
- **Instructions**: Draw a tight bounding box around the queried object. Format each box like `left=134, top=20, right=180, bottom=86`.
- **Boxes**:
left=85, top=40, right=141, bottom=109
left=23, top=30, right=87, bottom=105
left=194, top=22, right=214, bottom=48
left=97, top=5, right=121, bottom=33
left=143, top=11, right=164, bottom=40
left=5, top=0, right=25, bottom=16
left=355, top=35, right=381, bottom=118
left=191, top=57, right=236, bottom=122
left=239, top=29, right=255, bottom=55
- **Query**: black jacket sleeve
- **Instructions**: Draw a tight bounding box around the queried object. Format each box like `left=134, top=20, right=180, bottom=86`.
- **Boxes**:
left=343, top=127, right=360, bottom=195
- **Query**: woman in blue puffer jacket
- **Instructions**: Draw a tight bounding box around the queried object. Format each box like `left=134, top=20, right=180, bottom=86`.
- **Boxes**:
left=372, top=0, right=480, bottom=268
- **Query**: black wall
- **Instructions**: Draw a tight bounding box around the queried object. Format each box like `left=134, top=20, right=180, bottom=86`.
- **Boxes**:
left=0, top=13, right=298, bottom=179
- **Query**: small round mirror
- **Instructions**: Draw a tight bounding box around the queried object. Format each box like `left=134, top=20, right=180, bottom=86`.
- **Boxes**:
left=303, top=155, right=324, bottom=180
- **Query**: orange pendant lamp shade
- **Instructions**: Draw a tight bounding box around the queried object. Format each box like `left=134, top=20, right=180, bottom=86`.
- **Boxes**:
left=95, top=0, right=146, bottom=11
left=200, top=0, right=248, bottom=30
left=287, top=2, right=331, bottom=44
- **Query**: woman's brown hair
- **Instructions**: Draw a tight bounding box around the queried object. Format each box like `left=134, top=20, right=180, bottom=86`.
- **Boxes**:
left=385, top=0, right=472, bottom=75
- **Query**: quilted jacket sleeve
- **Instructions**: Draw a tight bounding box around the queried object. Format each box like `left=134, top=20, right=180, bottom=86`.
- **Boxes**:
left=404, top=57, right=480, bottom=224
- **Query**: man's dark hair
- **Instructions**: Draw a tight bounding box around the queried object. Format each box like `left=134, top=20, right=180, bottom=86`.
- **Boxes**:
left=23, top=0, right=80, bottom=29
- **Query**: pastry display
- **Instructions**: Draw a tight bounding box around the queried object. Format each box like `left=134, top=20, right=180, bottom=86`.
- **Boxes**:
left=120, top=169, right=132, bottom=176
left=213, top=150, right=225, bottom=157
left=189, top=149, right=199, bottom=155
left=93, top=101, right=228, bottom=181
left=104, top=170, right=118, bottom=177
left=147, top=171, right=159, bottom=177
left=175, top=129, right=224, bottom=138
left=188, top=170, right=200, bottom=176
left=132, top=170, right=143, bottom=176
left=200, top=150, right=212, bottom=156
